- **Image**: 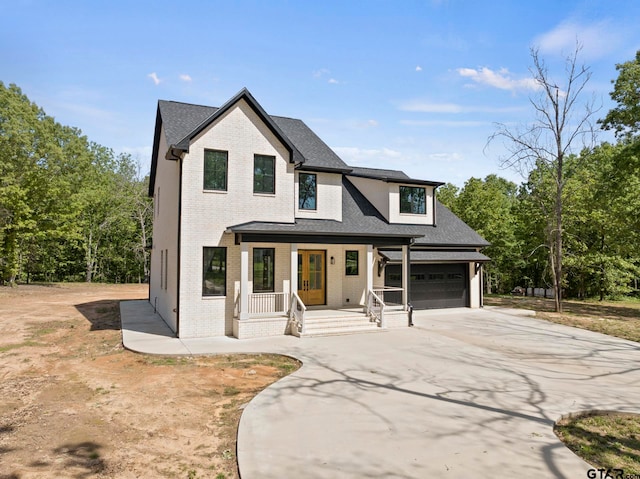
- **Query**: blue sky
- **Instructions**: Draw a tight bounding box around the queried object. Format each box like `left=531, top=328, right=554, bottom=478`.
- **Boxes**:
left=3, top=0, right=640, bottom=186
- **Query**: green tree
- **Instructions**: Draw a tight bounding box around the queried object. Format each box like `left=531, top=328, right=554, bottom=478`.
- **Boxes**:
left=488, top=45, right=598, bottom=311
left=600, top=51, right=640, bottom=141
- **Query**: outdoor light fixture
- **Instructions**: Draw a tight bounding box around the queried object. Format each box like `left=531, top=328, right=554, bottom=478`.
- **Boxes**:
left=330, top=256, right=335, bottom=265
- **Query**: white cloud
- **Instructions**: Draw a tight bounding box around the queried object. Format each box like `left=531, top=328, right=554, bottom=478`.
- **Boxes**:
left=179, top=74, right=192, bottom=82
left=147, top=72, right=161, bottom=85
left=534, top=20, right=622, bottom=60
left=415, top=65, right=423, bottom=72
left=328, top=78, right=339, bottom=84
left=457, top=67, right=540, bottom=92
left=313, top=68, right=331, bottom=78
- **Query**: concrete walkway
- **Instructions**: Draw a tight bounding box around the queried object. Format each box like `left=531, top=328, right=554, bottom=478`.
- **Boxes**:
left=120, top=300, right=640, bottom=479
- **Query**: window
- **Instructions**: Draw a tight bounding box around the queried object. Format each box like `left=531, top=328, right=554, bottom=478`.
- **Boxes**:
left=299, top=173, right=317, bottom=210
left=204, top=149, right=227, bottom=190
left=164, top=249, right=168, bottom=290
left=399, top=186, right=426, bottom=214
left=253, top=248, right=275, bottom=292
left=345, top=251, right=359, bottom=276
left=160, top=250, right=164, bottom=289
left=254, top=155, right=275, bottom=194
left=203, top=247, right=226, bottom=296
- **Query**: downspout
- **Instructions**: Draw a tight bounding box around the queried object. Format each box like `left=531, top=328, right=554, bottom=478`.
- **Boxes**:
left=407, top=239, right=413, bottom=326
left=176, top=154, right=184, bottom=336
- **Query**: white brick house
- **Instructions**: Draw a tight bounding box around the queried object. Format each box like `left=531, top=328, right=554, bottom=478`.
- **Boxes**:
left=148, top=89, right=489, bottom=339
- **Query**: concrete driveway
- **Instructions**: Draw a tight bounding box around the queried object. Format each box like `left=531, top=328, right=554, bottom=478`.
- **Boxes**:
left=121, top=303, right=640, bottom=479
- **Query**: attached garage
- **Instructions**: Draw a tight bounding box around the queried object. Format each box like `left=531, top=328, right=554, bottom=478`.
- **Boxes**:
left=381, top=250, right=490, bottom=310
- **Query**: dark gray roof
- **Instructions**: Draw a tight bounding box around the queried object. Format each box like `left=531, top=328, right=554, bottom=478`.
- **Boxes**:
left=381, top=250, right=490, bottom=263
left=415, top=201, right=490, bottom=247
left=271, top=116, right=349, bottom=172
left=348, top=166, right=410, bottom=180
left=347, top=166, right=444, bottom=187
left=158, top=100, right=217, bottom=146
left=229, top=177, right=425, bottom=239
left=228, top=178, right=490, bottom=248
left=152, top=90, right=349, bottom=189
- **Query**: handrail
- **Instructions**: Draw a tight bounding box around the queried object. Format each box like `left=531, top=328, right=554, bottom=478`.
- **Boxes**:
left=289, top=291, right=307, bottom=334
left=248, top=292, right=289, bottom=315
left=367, top=289, right=386, bottom=328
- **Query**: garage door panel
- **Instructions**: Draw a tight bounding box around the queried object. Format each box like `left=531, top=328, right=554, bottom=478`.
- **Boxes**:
left=386, top=263, right=468, bottom=309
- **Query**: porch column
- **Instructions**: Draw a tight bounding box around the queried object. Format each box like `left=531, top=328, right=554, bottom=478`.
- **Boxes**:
left=240, top=242, right=249, bottom=320
left=366, top=245, right=373, bottom=292
left=290, top=243, right=298, bottom=296
left=402, top=244, right=409, bottom=309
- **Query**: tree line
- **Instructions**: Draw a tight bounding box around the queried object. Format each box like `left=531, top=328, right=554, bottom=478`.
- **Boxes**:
left=0, top=82, right=152, bottom=285
left=439, top=49, right=640, bottom=302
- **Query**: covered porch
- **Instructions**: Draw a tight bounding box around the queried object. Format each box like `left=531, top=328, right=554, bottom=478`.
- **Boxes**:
left=230, top=232, right=415, bottom=339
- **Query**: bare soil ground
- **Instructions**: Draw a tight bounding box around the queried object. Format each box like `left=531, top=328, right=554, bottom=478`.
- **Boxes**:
left=0, top=283, right=299, bottom=479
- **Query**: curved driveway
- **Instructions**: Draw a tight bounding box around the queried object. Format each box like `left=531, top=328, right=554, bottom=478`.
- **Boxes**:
left=121, top=303, right=640, bottom=478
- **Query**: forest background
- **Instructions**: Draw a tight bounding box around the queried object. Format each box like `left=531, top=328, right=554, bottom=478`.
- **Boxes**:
left=1, top=51, right=638, bottom=301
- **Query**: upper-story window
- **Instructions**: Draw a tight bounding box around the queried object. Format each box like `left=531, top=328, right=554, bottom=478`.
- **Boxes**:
left=254, top=154, right=275, bottom=194
left=399, top=186, right=426, bottom=215
left=204, top=149, right=228, bottom=191
left=299, top=173, right=317, bottom=210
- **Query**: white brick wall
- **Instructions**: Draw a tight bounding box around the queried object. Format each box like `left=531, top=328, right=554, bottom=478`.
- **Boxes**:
left=294, top=171, right=342, bottom=221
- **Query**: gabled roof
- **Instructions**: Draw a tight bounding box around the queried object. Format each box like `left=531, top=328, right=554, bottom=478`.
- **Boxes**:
left=149, top=88, right=352, bottom=195
left=228, top=178, right=490, bottom=248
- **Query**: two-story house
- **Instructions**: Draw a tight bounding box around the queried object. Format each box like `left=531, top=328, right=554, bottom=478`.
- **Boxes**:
left=148, top=88, right=489, bottom=339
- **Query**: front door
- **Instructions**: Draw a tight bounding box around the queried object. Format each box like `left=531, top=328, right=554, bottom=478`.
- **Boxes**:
left=298, top=250, right=326, bottom=306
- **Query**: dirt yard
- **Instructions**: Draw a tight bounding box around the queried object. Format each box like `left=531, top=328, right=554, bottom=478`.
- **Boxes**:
left=0, top=283, right=299, bottom=479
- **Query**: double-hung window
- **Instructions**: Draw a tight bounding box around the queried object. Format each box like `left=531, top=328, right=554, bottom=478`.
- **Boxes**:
left=298, top=173, right=317, bottom=210
left=254, top=154, right=275, bottom=194
left=204, top=149, right=228, bottom=191
left=399, top=186, right=426, bottom=214
left=203, top=247, right=226, bottom=296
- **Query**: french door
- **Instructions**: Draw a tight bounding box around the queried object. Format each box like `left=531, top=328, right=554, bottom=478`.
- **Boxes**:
left=297, top=250, right=326, bottom=305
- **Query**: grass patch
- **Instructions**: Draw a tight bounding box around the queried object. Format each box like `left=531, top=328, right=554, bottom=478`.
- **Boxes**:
left=0, top=340, right=44, bottom=353
left=485, top=295, right=640, bottom=343
left=555, top=412, right=640, bottom=474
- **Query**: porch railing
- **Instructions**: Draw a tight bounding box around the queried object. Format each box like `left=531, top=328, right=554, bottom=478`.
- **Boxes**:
left=367, top=289, right=385, bottom=328
left=248, top=292, right=289, bottom=316
left=372, top=286, right=404, bottom=310
left=289, top=292, right=307, bottom=334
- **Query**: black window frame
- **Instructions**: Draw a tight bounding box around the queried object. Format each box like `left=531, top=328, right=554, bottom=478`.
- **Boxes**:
left=253, top=154, right=276, bottom=194
left=202, top=247, right=227, bottom=296
left=298, top=172, right=317, bottom=210
left=345, top=250, right=359, bottom=276
left=399, top=185, right=426, bottom=215
left=253, top=248, right=275, bottom=293
left=203, top=149, right=228, bottom=191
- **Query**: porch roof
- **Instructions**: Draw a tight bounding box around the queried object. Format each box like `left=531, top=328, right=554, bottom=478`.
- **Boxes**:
left=381, top=250, right=491, bottom=263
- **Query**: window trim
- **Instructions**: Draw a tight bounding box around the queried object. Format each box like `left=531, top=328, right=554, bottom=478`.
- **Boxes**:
left=399, top=185, right=427, bottom=215
left=345, top=250, right=359, bottom=276
left=202, top=247, right=227, bottom=297
left=203, top=149, right=228, bottom=191
left=253, top=154, right=276, bottom=195
left=298, top=172, right=317, bottom=211
left=253, top=247, right=275, bottom=293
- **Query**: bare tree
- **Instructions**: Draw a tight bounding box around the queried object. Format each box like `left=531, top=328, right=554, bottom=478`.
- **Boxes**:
left=489, top=44, right=598, bottom=312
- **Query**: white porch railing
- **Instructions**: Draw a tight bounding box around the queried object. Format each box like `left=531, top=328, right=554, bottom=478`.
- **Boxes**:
left=248, top=292, right=289, bottom=316
left=367, top=290, right=385, bottom=328
left=372, top=286, right=404, bottom=310
left=288, top=292, right=307, bottom=334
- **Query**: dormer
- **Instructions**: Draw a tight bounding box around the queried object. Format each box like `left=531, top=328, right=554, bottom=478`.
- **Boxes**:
left=346, top=167, right=444, bottom=225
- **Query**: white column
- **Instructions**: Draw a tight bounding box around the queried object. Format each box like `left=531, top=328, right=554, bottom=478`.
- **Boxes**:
left=366, top=245, right=373, bottom=293
left=290, top=243, right=298, bottom=295
left=402, top=244, right=409, bottom=309
left=240, top=242, right=249, bottom=320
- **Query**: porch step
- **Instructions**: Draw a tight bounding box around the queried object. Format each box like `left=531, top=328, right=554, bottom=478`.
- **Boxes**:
left=293, top=315, right=385, bottom=338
